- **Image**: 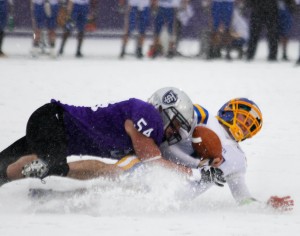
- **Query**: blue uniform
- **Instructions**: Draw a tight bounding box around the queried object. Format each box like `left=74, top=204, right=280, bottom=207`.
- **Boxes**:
left=32, top=2, right=59, bottom=30
left=154, top=7, right=176, bottom=35
left=0, top=0, right=8, bottom=30
left=211, top=0, right=234, bottom=31
left=52, top=98, right=164, bottom=159
left=127, top=6, right=150, bottom=35
left=71, top=2, right=89, bottom=32
left=278, top=1, right=293, bottom=37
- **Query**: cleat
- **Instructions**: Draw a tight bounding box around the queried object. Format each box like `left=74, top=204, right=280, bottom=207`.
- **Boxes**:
left=49, top=47, right=56, bottom=58
left=119, top=51, right=125, bottom=58
left=0, top=51, right=6, bottom=57
left=166, top=50, right=175, bottom=59
left=76, top=51, right=83, bottom=58
left=22, top=159, right=49, bottom=179
left=31, top=46, right=40, bottom=58
left=136, top=47, right=143, bottom=59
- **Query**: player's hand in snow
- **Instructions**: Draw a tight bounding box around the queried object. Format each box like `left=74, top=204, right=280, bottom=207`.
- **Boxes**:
left=201, top=167, right=226, bottom=187
left=267, top=196, right=294, bottom=211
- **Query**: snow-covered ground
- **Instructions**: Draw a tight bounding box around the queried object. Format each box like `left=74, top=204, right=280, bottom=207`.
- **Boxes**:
left=0, top=37, right=300, bottom=236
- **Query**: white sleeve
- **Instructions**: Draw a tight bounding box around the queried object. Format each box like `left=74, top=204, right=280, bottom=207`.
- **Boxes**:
left=226, top=172, right=255, bottom=204
left=160, top=141, right=200, bottom=168
left=189, top=179, right=214, bottom=197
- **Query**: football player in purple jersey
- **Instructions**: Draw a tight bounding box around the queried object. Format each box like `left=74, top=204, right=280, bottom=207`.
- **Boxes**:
left=0, top=87, right=195, bottom=186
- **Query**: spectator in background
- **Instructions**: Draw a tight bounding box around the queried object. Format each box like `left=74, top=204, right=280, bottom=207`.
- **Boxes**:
left=119, top=0, right=152, bottom=59
left=58, top=0, right=96, bottom=58
left=174, top=0, right=194, bottom=56
left=148, top=0, right=182, bottom=58
left=208, top=0, right=235, bottom=60
left=197, top=0, right=212, bottom=59
left=226, top=6, right=249, bottom=59
left=277, top=0, right=296, bottom=61
left=31, top=0, right=60, bottom=58
left=246, top=0, right=279, bottom=61
left=0, top=0, right=14, bottom=57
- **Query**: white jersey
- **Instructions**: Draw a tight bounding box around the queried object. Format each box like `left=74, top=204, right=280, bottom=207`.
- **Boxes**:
left=32, top=0, right=59, bottom=4
left=177, top=2, right=194, bottom=26
left=158, top=0, right=181, bottom=8
left=160, top=108, right=253, bottom=204
left=71, top=0, right=90, bottom=5
left=231, top=9, right=249, bottom=41
left=129, top=0, right=150, bottom=9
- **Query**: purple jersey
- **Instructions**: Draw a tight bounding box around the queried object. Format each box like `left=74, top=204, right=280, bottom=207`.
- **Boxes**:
left=51, top=98, right=164, bottom=159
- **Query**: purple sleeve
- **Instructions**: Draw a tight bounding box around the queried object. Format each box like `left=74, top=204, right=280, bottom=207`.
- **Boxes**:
left=126, top=99, right=164, bottom=145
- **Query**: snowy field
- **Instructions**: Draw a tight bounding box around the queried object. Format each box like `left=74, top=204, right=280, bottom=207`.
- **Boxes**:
left=0, top=37, right=300, bottom=236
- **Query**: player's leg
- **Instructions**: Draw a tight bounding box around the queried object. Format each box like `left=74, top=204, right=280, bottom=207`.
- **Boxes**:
left=0, top=0, right=8, bottom=56
left=58, top=2, right=75, bottom=55
left=150, top=7, right=164, bottom=58
left=47, top=3, right=59, bottom=57
left=0, top=137, right=33, bottom=185
left=0, top=30, right=4, bottom=56
left=58, top=29, right=70, bottom=55
left=74, top=4, right=89, bottom=57
left=165, top=7, right=177, bottom=58
left=278, top=9, right=292, bottom=60
left=246, top=11, right=263, bottom=60
left=31, top=3, right=45, bottom=56
left=221, top=2, right=234, bottom=60
left=297, top=41, right=300, bottom=65
left=266, top=10, right=279, bottom=61
left=209, top=1, right=222, bottom=59
left=136, top=7, right=150, bottom=58
left=23, top=103, right=69, bottom=178
left=120, top=5, right=135, bottom=58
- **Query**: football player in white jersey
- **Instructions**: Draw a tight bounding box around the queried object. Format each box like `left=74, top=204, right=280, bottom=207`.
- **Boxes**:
left=149, top=0, right=182, bottom=58
left=119, top=0, right=152, bottom=59
left=31, top=0, right=60, bottom=58
left=58, top=0, right=96, bottom=58
left=161, top=98, right=293, bottom=210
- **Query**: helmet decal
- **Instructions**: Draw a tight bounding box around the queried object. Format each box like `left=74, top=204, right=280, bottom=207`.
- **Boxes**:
left=148, top=87, right=194, bottom=145
left=162, top=90, right=178, bottom=105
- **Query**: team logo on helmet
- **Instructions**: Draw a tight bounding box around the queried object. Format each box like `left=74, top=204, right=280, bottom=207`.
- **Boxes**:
left=162, top=90, right=178, bottom=105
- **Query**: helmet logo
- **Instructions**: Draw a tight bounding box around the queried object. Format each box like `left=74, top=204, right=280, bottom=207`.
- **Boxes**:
left=162, top=90, right=178, bottom=105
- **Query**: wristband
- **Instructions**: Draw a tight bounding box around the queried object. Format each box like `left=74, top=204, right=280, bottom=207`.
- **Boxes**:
left=191, top=168, right=202, bottom=181
left=142, top=155, right=162, bottom=163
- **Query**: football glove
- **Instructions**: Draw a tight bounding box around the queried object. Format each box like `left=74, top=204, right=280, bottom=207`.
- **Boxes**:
left=201, top=167, right=226, bottom=187
left=22, top=159, right=49, bottom=179
left=64, top=18, right=75, bottom=31
left=267, top=196, right=294, bottom=211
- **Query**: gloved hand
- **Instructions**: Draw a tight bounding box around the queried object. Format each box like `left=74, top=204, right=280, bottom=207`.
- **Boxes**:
left=64, top=17, right=75, bottom=31
left=267, top=196, right=294, bottom=211
left=22, top=159, right=49, bottom=179
left=201, top=167, right=226, bottom=187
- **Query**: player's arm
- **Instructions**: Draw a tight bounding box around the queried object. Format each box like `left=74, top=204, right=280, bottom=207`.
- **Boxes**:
left=67, top=160, right=124, bottom=180
left=227, top=172, right=294, bottom=211
left=124, top=119, right=162, bottom=161
left=124, top=119, right=194, bottom=174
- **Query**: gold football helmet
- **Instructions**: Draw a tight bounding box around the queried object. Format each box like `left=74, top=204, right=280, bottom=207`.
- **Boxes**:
left=216, top=98, right=263, bottom=142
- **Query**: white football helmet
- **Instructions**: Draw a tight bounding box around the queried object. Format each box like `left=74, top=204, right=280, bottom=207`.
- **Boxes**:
left=148, top=87, right=194, bottom=144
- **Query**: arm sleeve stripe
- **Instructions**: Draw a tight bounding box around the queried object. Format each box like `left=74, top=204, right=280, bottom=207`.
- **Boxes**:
left=193, top=104, right=209, bottom=124
left=115, top=155, right=141, bottom=171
